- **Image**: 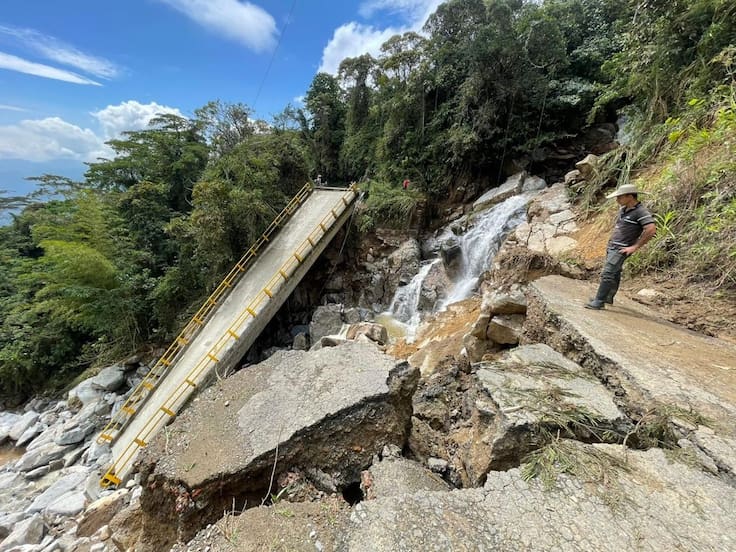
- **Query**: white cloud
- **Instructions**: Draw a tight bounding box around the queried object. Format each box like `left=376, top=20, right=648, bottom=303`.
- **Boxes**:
left=0, top=51, right=101, bottom=85
left=0, top=104, right=28, bottom=112
left=0, top=117, right=105, bottom=162
left=318, top=0, right=445, bottom=74
left=159, top=0, right=277, bottom=52
left=0, top=101, right=184, bottom=162
left=0, top=25, right=121, bottom=79
left=319, top=23, right=398, bottom=75
left=92, top=100, right=183, bottom=140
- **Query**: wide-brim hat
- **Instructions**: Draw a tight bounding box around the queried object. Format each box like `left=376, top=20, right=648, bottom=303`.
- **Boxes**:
left=606, top=184, right=645, bottom=199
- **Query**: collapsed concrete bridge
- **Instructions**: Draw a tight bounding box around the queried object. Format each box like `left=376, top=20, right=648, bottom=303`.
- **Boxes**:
left=96, top=183, right=359, bottom=486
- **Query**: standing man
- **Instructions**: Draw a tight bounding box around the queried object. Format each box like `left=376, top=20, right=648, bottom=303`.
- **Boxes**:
left=586, top=184, right=656, bottom=310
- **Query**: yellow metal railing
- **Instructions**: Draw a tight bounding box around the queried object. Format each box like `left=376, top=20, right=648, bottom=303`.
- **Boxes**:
left=99, top=184, right=358, bottom=487
left=96, top=182, right=315, bottom=448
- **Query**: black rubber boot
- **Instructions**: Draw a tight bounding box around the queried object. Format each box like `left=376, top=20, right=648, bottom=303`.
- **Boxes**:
left=603, top=291, right=615, bottom=305
left=586, top=281, right=615, bottom=310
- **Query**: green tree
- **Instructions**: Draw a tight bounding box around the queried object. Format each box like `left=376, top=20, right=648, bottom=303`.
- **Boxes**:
left=303, top=73, right=346, bottom=181
left=86, top=114, right=208, bottom=212
left=339, top=54, right=378, bottom=180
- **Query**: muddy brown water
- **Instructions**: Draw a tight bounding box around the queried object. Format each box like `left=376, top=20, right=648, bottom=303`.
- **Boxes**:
left=0, top=443, right=23, bottom=468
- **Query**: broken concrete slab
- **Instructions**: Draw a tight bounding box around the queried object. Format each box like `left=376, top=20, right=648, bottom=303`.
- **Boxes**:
left=339, top=443, right=736, bottom=552
left=524, top=277, right=736, bottom=432
left=180, top=442, right=736, bottom=552
left=136, top=342, right=418, bottom=549
left=452, top=345, right=624, bottom=482
left=524, top=275, right=736, bottom=478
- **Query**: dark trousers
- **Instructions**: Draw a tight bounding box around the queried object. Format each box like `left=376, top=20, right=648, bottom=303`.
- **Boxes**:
left=595, top=247, right=628, bottom=302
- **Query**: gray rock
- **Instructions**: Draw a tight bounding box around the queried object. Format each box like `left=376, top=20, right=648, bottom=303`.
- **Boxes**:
left=310, top=335, right=348, bottom=351
left=343, top=308, right=362, bottom=325
left=24, top=466, right=51, bottom=481
left=575, top=153, right=599, bottom=178
left=483, top=284, right=527, bottom=315
left=527, top=182, right=570, bottom=220
left=0, top=514, right=45, bottom=551
left=309, top=304, right=344, bottom=343
left=0, top=472, right=22, bottom=490
left=521, top=175, right=546, bottom=192
left=15, top=423, right=44, bottom=448
left=345, top=323, right=388, bottom=345
left=9, top=412, right=40, bottom=442
left=473, top=172, right=525, bottom=212
left=462, top=333, right=486, bottom=363
left=387, top=239, right=421, bottom=287
left=427, top=457, right=448, bottom=474
left=15, top=442, right=72, bottom=472
left=0, top=512, right=25, bottom=540
left=564, top=169, right=582, bottom=184
left=26, top=469, right=88, bottom=513
left=55, top=421, right=96, bottom=446
left=487, top=314, right=525, bottom=345
left=77, top=489, right=129, bottom=538
left=67, top=380, right=104, bottom=407
left=90, top=364, right=127, bottom=393
left=45, top=491, right=86, bottom=516
left=63, top=445, right=87, bottom=468
left=0, top=413, right=21, bottom=444
left=292, top=332, right=309, bottom=351
left=366, top=457, right=449, bottom=499
left=25, top=424, right=61, bottom=451
left=439, top=236, right=463, bottom=273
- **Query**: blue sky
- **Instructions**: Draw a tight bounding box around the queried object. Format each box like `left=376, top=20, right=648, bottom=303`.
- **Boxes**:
left=0, top=0, right=445, bottom=197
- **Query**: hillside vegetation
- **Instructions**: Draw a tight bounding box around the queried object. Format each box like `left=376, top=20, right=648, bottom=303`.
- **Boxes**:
left=0, top=0, right=734, bottom=401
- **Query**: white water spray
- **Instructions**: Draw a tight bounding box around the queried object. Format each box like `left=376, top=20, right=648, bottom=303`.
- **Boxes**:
left=442, top=193, right=530, bottom=306
left=389, top=259, right=440, bottom=326
left=386, top=192, right=533, bottom=336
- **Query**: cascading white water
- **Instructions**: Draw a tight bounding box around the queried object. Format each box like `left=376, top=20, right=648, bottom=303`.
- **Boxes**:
left=442, top=193, right=530, bottom=306
left=386, top=192, right=532, bottom=338
left=389, top=259, right=440, bottom=325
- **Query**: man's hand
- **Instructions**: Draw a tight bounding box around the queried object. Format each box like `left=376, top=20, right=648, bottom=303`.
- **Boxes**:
left=620, top=223, right=657, bottom=256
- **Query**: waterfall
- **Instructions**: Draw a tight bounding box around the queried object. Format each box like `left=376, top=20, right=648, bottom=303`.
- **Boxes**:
left=442, top=193, right=530, bottom=306
left=386, top=192, right=532, bottom=338
left=389, top=259, right=440, bottom=326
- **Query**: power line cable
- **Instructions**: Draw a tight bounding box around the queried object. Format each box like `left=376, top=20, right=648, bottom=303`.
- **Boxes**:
left=252, top=0, right=299, bottom=111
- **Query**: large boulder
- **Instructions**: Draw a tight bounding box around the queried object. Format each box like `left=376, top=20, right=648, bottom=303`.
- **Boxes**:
left=473, top=172, right=526, bottom=212
left=135, top=342, right=419, bottom=550
left=309, top=304, right=344, bottom=342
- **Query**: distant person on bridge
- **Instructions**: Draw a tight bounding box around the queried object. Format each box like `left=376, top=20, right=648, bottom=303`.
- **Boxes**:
left=585, top=184, right=656, bottom=310
left=315, top=174, right=323, bottom=186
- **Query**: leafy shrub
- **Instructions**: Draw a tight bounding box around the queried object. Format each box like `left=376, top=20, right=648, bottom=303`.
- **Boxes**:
left=356, top=181, right=424, bottom=232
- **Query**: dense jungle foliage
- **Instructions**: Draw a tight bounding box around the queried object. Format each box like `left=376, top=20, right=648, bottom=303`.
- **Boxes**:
left=0, top=0, right=734, bottom=400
